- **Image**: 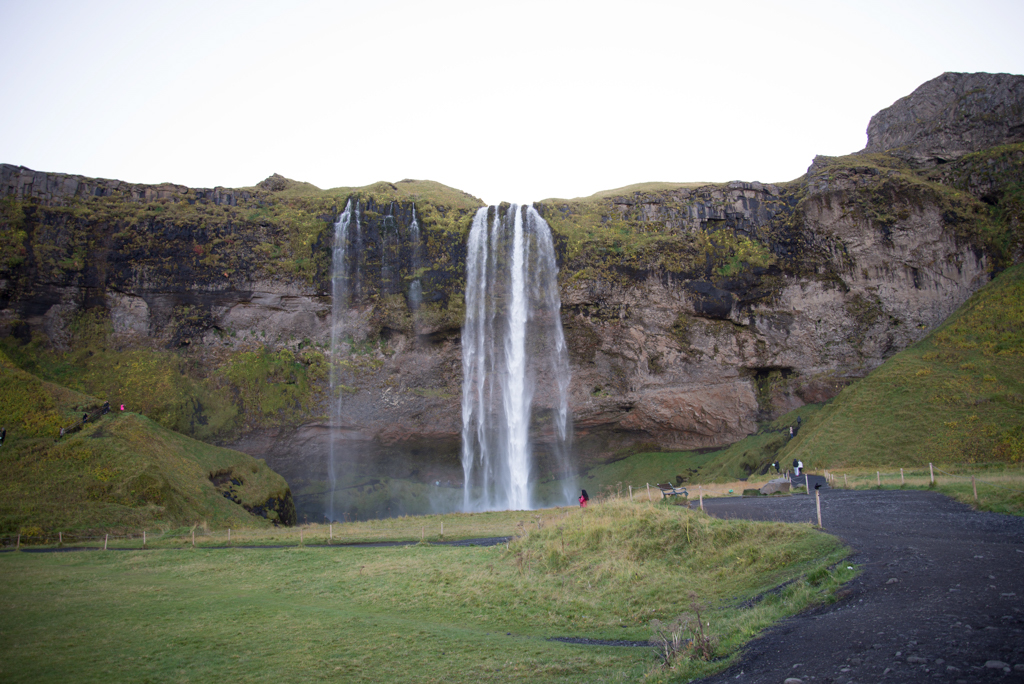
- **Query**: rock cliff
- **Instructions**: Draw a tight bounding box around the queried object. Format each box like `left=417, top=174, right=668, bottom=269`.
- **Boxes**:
left=1, top=72, right=1021, bottom=518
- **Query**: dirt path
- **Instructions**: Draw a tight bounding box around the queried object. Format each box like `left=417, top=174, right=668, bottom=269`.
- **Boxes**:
left=696, top=489, right=1024, bottom=684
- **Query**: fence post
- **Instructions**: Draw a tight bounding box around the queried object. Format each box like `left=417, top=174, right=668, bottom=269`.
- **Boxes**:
left=227, top=528, right=230, bottom=543
left=844, top=474, right=848, bottom=488
left=192, top=529, right=195, bottom=548
left=646, top=483, right=652, bottom=504
left=330, top=523, right=333, bottom=541
left=805, top=474, right=809, bottom=493
left=628, top=485, right=633, bottom=502
left=929, top=462, right=934, bottom=484
left=59, top=531, right=62, bottom=546
left=441, top=522, right=444, bottom=538
left=104, top=534, right=108, bottom=551
left=815, top=488, right=822, bottom=528
left=143, top=530, right=146, bottom=548
left=877, top=471, right=881, bottom=487
left=900, top=468, right=904, bottom=485
left=699, top=487, right=703, bottom=511
left=972, top=476, right=978, bottom=502
left=300, top=529, right=304, bottom=545
left=16, top=533, right=20, bottom=549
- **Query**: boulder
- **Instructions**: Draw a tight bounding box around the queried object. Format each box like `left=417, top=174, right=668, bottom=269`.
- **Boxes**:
left=760, top=478, right=791, bottom=495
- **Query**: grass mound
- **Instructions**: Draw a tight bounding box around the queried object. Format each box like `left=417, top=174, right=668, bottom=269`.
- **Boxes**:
left=0, top=352, right=294, bottom=535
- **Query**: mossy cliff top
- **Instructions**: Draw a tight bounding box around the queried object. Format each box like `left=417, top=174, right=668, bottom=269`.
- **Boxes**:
left=0, top=164, right=482, bottom=290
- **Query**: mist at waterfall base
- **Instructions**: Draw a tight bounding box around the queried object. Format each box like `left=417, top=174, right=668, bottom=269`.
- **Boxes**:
left=311, top=200, right=576, bottom=522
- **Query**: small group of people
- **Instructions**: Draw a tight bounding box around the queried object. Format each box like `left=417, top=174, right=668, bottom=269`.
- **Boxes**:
left=788, top=415, right=803, bottom=439
left=770, top=458, right=804, bottom=476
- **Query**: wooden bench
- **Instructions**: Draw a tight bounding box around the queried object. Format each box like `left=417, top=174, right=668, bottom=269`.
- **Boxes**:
left=656, top=483, right=688, bottom=499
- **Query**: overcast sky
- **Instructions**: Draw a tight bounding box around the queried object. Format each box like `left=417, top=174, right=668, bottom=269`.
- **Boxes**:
left=1, top=0, right=1022, bottom=206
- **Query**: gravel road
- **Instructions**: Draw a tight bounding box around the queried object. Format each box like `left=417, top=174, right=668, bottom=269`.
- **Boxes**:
left=695, top=489, right=1024, bottom=684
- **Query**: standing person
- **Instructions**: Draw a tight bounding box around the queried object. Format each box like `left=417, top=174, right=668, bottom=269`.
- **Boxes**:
left=120, top=404, right=125, bottom=411
left=579, top=489, right=589, bottom=508
left=772, top=461, right=780, bottom=474
left=789, top=426, right=794, bottom=439
left=793, top=458, right=800, bottom=477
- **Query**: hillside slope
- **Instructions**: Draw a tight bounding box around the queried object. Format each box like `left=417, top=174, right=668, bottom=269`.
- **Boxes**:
left=786, top=262, right=1024, bottom=468
left=0, top=352, right=295, bottom=535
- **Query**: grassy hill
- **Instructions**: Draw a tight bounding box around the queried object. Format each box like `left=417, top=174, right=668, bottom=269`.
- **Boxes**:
left=787, top=261, right=1024, bottom=469
left=577, top=263, right=1024, bottom=511
left=0, top=351, right=295, bottom=536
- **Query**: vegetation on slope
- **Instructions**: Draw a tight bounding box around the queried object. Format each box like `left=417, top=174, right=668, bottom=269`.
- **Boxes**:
left=0, top=309, right=333, bottom=443
left=0, top=350, right=295, bottom=535
left=0, top=500, right=850, bottom=683
left=583, top=262, right=1024, bottom=513
left=788, top=261, right=1024, bottom=468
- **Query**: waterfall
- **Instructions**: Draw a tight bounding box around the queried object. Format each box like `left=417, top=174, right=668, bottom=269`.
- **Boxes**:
left=461, top=204, right=574, bottom=512
left=408, top=206, right=423, bottom=313
left=327, top=199, right=357, bottom=522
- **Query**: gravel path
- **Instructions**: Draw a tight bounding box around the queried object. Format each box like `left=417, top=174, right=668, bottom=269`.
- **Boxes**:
left=696, top=489, right=1024, bottom=684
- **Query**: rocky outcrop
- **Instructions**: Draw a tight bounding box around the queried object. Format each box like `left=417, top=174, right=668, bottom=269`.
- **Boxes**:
left=864, top=72, right=1024, bottom=166
left=0, top=163, right=251, bottom=206
left=0, top=73, right=1021, bottom=520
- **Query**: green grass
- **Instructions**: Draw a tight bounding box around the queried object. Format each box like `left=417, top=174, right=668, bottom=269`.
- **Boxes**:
left=0, top=352, right=293, bottom=535
left=824, top=465, right=1024, bottom=516
left=788, top=262, right=1024, bottom=470
left=0, top=498, right=851, bottom=683
left=544, top=181, right=719, bottom=203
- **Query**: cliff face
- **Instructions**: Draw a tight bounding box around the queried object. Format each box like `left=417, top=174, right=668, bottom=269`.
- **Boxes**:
left=865, top=72, right=1024, bottom=166
left=1, top=72, right=1022, bottom=517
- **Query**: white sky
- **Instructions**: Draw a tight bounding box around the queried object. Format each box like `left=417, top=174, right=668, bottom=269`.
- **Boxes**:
left=1, top=0, right=1022, bottom=206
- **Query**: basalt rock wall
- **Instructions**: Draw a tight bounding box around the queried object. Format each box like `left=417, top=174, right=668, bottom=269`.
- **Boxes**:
left=0, top=72, right=1021, bottom=486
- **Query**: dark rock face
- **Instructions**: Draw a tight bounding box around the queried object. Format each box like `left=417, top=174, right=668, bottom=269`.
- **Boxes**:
left=0, top=73, right=1020, bottom=513
left=864, top=72, right=1024, bottom=166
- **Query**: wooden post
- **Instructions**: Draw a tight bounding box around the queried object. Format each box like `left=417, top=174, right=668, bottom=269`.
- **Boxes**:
left=805, top=474, right=809, bottom=494
left=900, top=468, right=904, bottom=485
left=300, top=529, right=304, bottom=545
left=421, top=525, right=424, bottom=542
left=330, top=523, right=333, bottom=541
left=104, top=534, right=108, bottom=551
left=192, top=529, right=195, bottom=547
left=699, top=487, right=704, bottom=511
left=143, top=530, right=146, bottom=548
left=227, top=528, right=231, bottom=543
left=646, top=483, right=652, bottom=504
left=16, top=533, right=20, bottom=549
left=441, top=522, right=444, bottom=538
left=929, top=462, right=934, bottom=484
left=815, top=488, right=822, bottom=529
left=877, top=471, right=881, bottom=487
left=628, top=485, right=633, bottom=502
left=59, top=531, right=62, bottom=545
left=844, top=474, right=848, bottom=488
left=972, top=476, right=978, bottom=502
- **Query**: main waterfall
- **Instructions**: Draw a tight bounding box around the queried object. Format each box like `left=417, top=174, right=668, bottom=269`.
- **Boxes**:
left=327, top=199, right=357, bottom=522
left=461, top=205, right=575, bottom=512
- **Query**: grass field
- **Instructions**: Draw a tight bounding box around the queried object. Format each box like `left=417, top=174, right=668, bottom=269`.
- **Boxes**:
left=822, top=464, right=1024, bottom=516
left=0, top=498, right=851, bottom=684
